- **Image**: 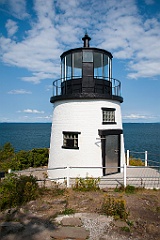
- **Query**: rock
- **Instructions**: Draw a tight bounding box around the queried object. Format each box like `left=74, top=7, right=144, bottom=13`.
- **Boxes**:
left=4, top=208, right=17, bottom=215
left=39, top=204, right=50, bottom=211
left=114, top=220, right=129, bottom=228
left=0, top=222, right=24, bottom=233
left=146, top=223, right=159, bottom=235
left=19, top=207, right=26, bottom=214
left=51, top=198, right=65, bottom=203
left=61, top=217, right=82, bottom=226
left=51, top=226, right=89, bottom=239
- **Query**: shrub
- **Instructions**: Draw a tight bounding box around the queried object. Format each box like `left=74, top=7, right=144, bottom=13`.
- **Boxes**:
left=73, top=177, right=100, bottom=191
left=101, top=195, right=129, bottom=220
left=129, top=157, right=144, bottom=166
left=0, top=142, right=49, bottom=172
left=29, top=148, right=49, bottom=167
left=0, top=143, right=15, bottom=172
left=121, top=226, right=130, bottom=232
left=40, top=183, right=65, bottom=197
left=125, top=185, right=136, bottom=194
left=61, top=208, right=75, bottom=215
left=16, top=148, right=49, bottom=169
left=114, top=185, right=125, bottom=193
left=114, top=185, right=136, bottom=194
left=0, top=142, right=14, bottom=160
left=0, top=174, right=39, bottom=210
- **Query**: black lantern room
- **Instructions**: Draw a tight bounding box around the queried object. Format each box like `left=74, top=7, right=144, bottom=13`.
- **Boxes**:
left=50, top=34, right=123, bottom=103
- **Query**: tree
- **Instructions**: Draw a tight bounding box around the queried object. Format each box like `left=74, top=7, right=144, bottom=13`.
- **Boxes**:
left=0, top=143, right=49, bottom=172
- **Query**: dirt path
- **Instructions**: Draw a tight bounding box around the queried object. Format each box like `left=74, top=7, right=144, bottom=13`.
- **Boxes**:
left=0, top=188, right=160, bottom=240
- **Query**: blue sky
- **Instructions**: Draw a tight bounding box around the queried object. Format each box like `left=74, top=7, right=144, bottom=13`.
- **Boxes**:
left=0, top=0, right=160, bottom=123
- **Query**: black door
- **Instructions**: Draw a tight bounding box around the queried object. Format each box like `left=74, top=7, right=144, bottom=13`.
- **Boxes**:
left=104, top=134, right=120, bottom=175
left=99, top=129, right=122, bottom=176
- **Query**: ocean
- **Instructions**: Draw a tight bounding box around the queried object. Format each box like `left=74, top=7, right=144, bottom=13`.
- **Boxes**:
left=0, top=123, right=160, bottom=165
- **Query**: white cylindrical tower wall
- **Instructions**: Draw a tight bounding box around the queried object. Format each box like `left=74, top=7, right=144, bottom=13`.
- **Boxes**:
left=48, top=99, right=125, bottom=180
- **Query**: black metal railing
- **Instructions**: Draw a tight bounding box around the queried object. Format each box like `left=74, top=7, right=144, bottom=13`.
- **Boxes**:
left=52, top=76, right=121, bottom=98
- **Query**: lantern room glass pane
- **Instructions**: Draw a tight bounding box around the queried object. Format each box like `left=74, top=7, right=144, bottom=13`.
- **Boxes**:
left=83, top=51, right=93, bottom=62
left=94, top=52, right=103, bottom=79
left=61, top=57, right=65, bottom=80
left=104, top=54, right=109, bottom=79
left=66, top=54, right=72, bottom=79
left=72, top=52, right=82, bottom=78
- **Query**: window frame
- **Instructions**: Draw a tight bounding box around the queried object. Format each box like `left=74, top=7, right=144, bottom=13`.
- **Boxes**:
left=83, top=51, right=93, bottom=62
left=93, top=52, right=110, bottom=80
left=62, top=131, right=81, bottom=149
left=102, top=108, right=116, bottom=124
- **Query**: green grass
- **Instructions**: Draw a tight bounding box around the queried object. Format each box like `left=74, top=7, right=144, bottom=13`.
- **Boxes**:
left=114, top=185, right=136, bottom=194
left=61, top=208, right=75, bottom=215
left=121, top=226, right=130, bottom=232
left=101, top=195, right=129, bottom=220
left=72, top=177, right=100, bottom=191
left=0, top=174, right=39, bottom=210
left=129, top=158, right=144, bottom=166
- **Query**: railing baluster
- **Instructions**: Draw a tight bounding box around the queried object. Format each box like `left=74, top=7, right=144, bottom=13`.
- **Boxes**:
left=52, top=77, right=122, bottom=98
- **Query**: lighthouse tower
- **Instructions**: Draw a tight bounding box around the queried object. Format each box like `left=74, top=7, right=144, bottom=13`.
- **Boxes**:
left=48, top=34, right=125, bottom=181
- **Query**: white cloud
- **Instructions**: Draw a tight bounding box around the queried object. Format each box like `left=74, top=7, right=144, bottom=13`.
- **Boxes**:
left=21, top=72, right=58, bottom=84
left=5, top=19, right=18, bottom=37
left=36, top=115, right=52, bottom=120
left=128, top=59, right=160, bottom=79
left=15, top=114, right=52, bottom=122
left=8, top=0, right=29, bottom=19
left=0, top=0, right=160, bottom=83
left=123, top=114, right=146, bottom=119
left=0, top=0, right=61, bottom=83
left=34, top=0, right=55, bottom=24
left=123, top=114, right=154, bottom=120
left=0, top=117, right=10, bottom=123
left=22, top=109, right=44, bottom=114
left=0, top=0, right=29, bottom=19
left=8, top=89, right=32, bottom=94
left=93, top=1, right=160, bottom=79
left=1, top=33, right=60, bottom=71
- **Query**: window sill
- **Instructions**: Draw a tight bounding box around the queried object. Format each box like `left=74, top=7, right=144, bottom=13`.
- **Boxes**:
left=102, top=122, right=117, bottom=125
left=62, top=146, right=79, bottom=150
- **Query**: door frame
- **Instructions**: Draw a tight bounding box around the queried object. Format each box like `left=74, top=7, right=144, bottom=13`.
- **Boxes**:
left=98, top=129, right=123, bottom=176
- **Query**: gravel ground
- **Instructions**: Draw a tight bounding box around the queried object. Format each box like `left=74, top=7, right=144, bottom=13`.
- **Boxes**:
left=1, top=169, right=159, bottom=240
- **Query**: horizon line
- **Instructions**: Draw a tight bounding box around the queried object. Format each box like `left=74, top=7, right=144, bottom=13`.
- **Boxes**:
left=0, top=122, right=160, bottom=124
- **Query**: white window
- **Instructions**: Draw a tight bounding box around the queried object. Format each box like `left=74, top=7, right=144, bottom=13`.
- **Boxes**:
left=62, top=131, right=81, bottom=149
left=102, top=108, right=116, bottom=124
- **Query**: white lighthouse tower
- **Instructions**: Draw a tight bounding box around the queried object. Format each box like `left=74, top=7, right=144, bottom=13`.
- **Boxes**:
left=48, top=34, right=125, bottom=181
